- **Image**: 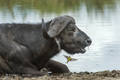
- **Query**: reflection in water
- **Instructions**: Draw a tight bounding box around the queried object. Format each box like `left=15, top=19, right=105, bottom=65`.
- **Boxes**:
left=0, top=0, right=120, bottom=72
left=0, top=0, right=80, bottom=18
left=84, top=0, right=116, bottom=14
left=0, top=0, right=117, bottom=22
left=0, top=0, right=115, bottom=13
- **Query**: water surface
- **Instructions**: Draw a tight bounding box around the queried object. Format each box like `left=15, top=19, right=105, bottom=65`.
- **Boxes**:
left=0, top=0, right=120, bottom=72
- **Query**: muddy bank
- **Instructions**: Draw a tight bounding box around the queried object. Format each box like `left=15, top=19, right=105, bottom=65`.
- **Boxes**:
left=0, top=70, right=120, bottom=80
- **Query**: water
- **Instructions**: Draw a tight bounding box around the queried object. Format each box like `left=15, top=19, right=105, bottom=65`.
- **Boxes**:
left=0, top=0, right=120, bottom=72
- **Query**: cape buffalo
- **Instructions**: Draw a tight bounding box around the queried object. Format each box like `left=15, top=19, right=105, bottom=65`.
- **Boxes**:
left=0, top=15, right=92, bottom=75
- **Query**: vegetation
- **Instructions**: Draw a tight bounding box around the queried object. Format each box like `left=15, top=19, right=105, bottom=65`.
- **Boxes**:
left=0, top=0, right=118, bottom=19
left=0, top=0, right=117, bottom=13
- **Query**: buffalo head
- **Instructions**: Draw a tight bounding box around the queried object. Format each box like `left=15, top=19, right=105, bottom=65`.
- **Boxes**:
left=42, top=15, right=92, bottom=54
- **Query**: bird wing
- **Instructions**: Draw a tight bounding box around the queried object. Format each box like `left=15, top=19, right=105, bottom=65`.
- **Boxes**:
left=63, top=55, right=69, bottom=59
left=70, top=58, right=78, bottom=61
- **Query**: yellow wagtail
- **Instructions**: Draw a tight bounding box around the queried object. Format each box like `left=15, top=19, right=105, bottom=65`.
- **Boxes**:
left=63, top=55, right=77, bottom=63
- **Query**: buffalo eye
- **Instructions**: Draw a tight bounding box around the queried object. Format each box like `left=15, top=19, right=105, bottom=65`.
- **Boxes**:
left=67, top=24, right=76, bottom=36
left=68, top=24, right=75, bottom=32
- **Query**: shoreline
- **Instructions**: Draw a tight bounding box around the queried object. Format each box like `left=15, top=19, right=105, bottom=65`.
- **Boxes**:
left=0, top=70, right=120, bottom=80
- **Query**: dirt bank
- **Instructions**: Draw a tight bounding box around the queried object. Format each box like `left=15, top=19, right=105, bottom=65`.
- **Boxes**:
left=0, top=70, right=120, bottom=80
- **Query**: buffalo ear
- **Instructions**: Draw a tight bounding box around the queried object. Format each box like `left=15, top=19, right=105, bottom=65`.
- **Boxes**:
left=47, top=15, right=75, bottom=38
left=41, top=18, right=50, bottom=39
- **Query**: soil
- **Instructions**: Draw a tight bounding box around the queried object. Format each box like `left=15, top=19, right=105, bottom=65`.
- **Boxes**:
left=0, top=70, right=120, bottom=80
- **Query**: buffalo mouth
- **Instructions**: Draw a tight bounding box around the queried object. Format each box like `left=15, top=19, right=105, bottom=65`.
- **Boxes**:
left=75, top=48, right=86, bottom=53
left=63, top=45, right=87, bottom=54
left=68, top=48, right=86, bottom=54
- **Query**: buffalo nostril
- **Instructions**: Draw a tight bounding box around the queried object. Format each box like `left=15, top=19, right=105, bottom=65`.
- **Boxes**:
left=86, top=38, right=92, bottom=46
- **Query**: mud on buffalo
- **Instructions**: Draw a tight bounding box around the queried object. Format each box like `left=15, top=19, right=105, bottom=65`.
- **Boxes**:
left=0, top=15, right=92, bottom=75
